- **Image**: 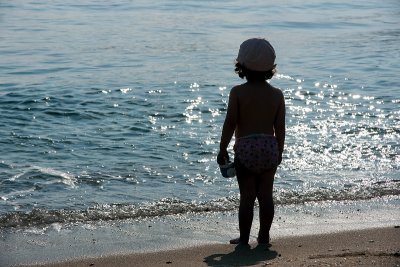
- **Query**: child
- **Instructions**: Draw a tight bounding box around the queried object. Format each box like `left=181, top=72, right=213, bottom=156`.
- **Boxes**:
left=217, top=38, right=285, bottom=245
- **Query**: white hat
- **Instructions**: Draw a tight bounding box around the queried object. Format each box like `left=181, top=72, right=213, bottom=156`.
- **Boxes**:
left=236, top=38, right=276, bottom=72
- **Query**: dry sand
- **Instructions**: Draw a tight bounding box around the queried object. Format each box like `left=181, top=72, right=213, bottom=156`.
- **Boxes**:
left=28, top=226, right=399, bottom=267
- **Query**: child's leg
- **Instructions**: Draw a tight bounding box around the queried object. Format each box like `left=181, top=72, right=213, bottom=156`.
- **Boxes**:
left=256, top=167, right=276, bottom=243
left=236, top=165, right=257, bottom=244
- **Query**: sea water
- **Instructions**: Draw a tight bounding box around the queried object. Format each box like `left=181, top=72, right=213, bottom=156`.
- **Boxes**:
left=0, top=0, right=399, bottom=230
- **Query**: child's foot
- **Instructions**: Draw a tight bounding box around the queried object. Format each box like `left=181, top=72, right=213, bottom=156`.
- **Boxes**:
left=257, top=235, right=271, bottom=246
left=229, top=237, right=241, bottom=244
left=229, top=237, right=248, bottom=245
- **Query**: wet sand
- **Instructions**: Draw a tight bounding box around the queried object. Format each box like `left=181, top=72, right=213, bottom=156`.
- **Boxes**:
left=27, top=226, right=399, bottom=267
left=3, top=199, right=399, bottom=266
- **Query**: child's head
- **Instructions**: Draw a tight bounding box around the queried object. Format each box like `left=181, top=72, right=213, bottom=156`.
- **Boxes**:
left=235, top=38, right=276, bottom=81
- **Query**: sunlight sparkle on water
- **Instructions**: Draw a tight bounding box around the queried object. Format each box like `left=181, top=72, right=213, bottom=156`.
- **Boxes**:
left=120, top=88, right=132, bottom=94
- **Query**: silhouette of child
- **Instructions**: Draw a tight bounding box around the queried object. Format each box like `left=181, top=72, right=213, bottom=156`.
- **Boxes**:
left=217, top=38, right=286, bottom=245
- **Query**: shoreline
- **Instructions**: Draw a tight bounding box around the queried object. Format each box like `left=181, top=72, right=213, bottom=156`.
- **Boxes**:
left=25, top=227, right=400, bottom=267
left=1, top=197, right=399, bottom=266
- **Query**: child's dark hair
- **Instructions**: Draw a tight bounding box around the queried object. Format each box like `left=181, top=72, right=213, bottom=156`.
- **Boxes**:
left=235, top=62, right=276, bottom=81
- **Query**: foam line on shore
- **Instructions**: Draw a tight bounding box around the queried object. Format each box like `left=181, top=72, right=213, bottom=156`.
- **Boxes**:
left=1, top=197, right=399, bottom=266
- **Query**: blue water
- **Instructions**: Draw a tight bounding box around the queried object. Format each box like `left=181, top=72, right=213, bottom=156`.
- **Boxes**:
left=0, top=0, right=399, bottom=228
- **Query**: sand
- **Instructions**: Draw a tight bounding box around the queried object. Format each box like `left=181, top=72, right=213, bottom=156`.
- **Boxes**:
left=25, top=226, right=399, bottom=267
left=3, top=198, right=399, bottom=267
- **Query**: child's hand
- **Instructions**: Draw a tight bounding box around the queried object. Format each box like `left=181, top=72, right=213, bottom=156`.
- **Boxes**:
left=217, top=149, right=229, bottom=165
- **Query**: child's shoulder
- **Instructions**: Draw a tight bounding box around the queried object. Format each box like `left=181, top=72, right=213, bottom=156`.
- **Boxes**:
left=270, top=84, right=284, bottom=96
left=229, top=84, right=246, bottom=97
left=231, top=83, right=283, bottom=95
left=231, top=84, right=244, bottom=92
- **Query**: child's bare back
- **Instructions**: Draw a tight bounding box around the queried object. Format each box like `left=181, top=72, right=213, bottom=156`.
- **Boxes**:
left=230, top=81, right=284, bottom=138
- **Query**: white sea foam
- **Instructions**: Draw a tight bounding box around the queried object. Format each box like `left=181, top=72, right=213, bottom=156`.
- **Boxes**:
left=32, top=166, right=77, bottom=188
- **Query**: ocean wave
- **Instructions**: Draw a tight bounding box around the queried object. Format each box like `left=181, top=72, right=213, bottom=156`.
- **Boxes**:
left=1, top=180, right=398, bottom=229
left=3, top=165, right=77, bottom=188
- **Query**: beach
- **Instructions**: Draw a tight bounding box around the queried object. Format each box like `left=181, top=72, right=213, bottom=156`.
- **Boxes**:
left=19, top=227, right=400, bottom=267
left=2, top=198, right=399, bottom=266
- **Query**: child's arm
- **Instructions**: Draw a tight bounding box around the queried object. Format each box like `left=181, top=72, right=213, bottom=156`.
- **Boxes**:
left=218, top=88, right=238, bottom=164
left=274, top=90, right=286, bottom=164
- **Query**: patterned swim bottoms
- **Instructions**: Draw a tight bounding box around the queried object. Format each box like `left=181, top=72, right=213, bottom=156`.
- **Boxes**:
left=234, top=134, right=279, bottom=174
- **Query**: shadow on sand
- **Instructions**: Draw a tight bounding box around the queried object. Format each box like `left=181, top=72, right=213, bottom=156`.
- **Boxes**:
left=204, top=243, right=278, bottom=266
